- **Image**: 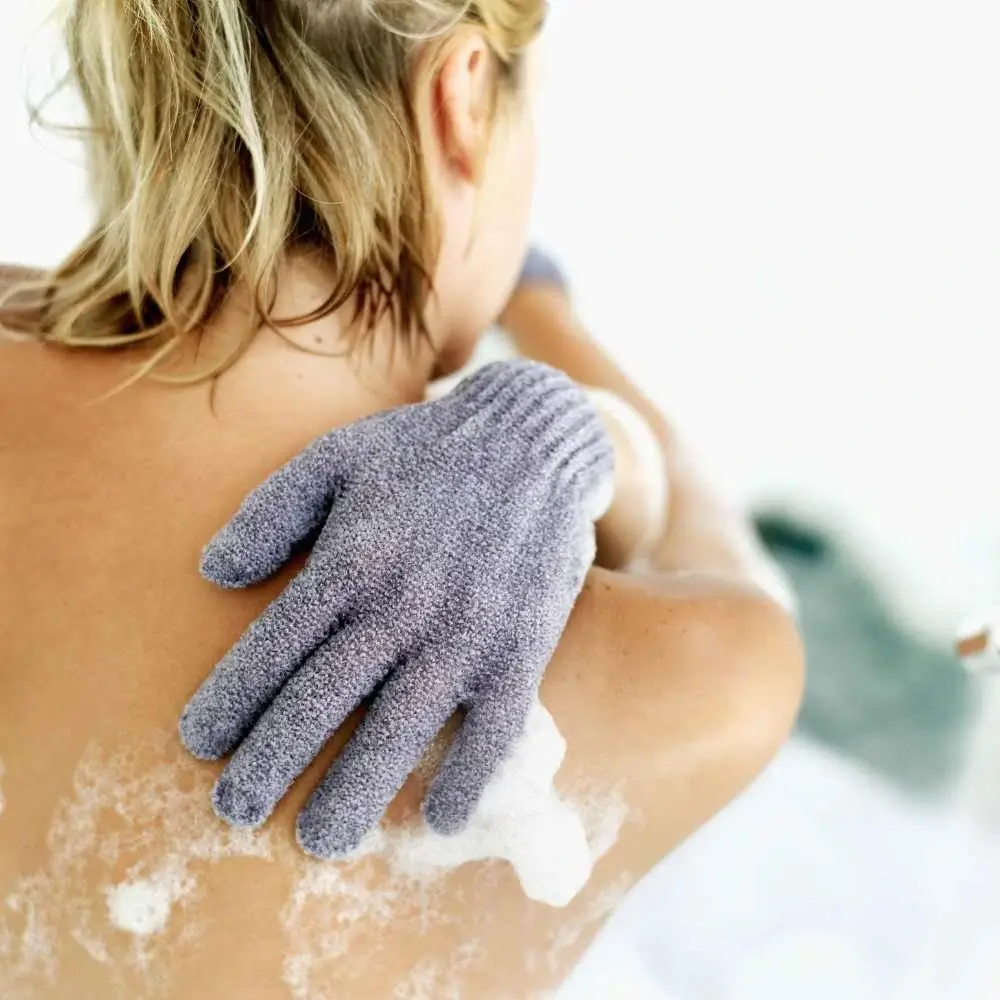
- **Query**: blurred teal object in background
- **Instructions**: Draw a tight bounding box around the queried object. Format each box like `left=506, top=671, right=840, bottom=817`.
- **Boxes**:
left=755, top=513, right=977, bottom=797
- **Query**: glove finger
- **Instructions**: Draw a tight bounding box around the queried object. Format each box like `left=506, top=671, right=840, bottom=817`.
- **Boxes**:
left=179, top=569, right=345, bottom=760
left=211, top=616, right=398, bottom=829
left=423, top=672, right=537, bottom=836
left=296, top=648, right=462, bottom=859
left=201, top=431, right=357, bottom=589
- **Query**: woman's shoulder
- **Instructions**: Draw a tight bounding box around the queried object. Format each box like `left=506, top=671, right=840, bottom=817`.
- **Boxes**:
left=0, top=262, right=41, bottom=286
left=0, top=262, right=39, bottom=313
left=0, top=263, right=43, bottom=317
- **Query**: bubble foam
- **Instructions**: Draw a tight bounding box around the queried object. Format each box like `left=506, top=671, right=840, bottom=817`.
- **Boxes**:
left=0, top=735, right=273, bottom=996
left=281, top=701, right=630, bottom=998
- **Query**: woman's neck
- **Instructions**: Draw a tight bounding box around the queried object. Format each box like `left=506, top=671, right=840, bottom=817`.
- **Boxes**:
left=172, top=254, right=441, bottom=411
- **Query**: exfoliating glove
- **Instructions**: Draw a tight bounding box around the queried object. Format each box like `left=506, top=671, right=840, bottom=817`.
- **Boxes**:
left=179, top=360, right=614, bottom=858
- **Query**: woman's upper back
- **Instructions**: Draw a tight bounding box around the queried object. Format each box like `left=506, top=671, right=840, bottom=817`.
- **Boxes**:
left=0, top=306, right=665, bottom=1000
left=0, top=307, right=423, bottom=993
left=0, top=275, right=802, bottom=1000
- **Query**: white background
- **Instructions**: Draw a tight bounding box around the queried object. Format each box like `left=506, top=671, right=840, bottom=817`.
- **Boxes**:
left=533, top=0, right=1000, bottom=643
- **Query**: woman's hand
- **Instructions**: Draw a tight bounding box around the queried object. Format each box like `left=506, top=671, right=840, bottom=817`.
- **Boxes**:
left=179, top=360, right=614, bottom=858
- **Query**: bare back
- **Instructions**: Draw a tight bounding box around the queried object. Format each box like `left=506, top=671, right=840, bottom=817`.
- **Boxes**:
left=0, top=298, right=795, bottom=999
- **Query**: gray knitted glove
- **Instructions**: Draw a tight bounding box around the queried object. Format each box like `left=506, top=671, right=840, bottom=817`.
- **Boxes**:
left=179, top=360, right=614, bottom=858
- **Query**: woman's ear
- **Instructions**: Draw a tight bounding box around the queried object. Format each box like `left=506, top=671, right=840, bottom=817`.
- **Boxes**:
left=430, top=30, right=497, bottom=185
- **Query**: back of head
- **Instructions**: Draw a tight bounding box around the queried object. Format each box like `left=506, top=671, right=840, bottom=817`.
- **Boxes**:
left=1, top=0, right=545, bottom=379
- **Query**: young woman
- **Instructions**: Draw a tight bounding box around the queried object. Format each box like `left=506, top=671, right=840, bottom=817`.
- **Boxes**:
left=0, top=1, right=803, bottom=996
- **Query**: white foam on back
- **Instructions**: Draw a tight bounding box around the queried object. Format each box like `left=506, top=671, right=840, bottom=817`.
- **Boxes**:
left=0, top=735, right=273, bottom=996
left=391, top=941, right=485, bottom=1000
left=105, top=869, right=193, bottom=938
left=391, top=702, right=594, bottom=907
left=2, top=713, right=628, bottom=999
left=542, top=874, right=635, bottom=975
left=281, top=837, right=457, bottom=1000
left=281, top=701, right=631, bottom=999
left=570, top=787, right=631, bottom=864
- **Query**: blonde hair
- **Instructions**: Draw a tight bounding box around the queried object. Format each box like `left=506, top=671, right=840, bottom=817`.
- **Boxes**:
left=1, top=0, right=544, bottom=380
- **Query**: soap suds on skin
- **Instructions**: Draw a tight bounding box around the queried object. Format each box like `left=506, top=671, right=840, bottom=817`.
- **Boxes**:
left=280, top=839, right=459, bottom=1000
left=105, top=868, right=194, bottom=938
left=392, top=941, right=484, bottom=1000
left=3, top=707, right=629, bottom=999
left=281, top=701, right=630, bottom=999
left=0, top=735, right=273, bottom=997
left=542, top=874, right=634, bottom=974
left=570, top=787, right=631, bottom=865
left=389, top=701, right=602, bottom=908
left=318, top=700, right=626, bottom=908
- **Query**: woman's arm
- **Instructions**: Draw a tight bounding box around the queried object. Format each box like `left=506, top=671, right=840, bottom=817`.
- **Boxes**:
left=501, top=281, right=785, bottom=590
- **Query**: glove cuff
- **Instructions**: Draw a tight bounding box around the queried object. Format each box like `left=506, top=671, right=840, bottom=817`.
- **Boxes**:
left=446, top=360, right=615, bottom=508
